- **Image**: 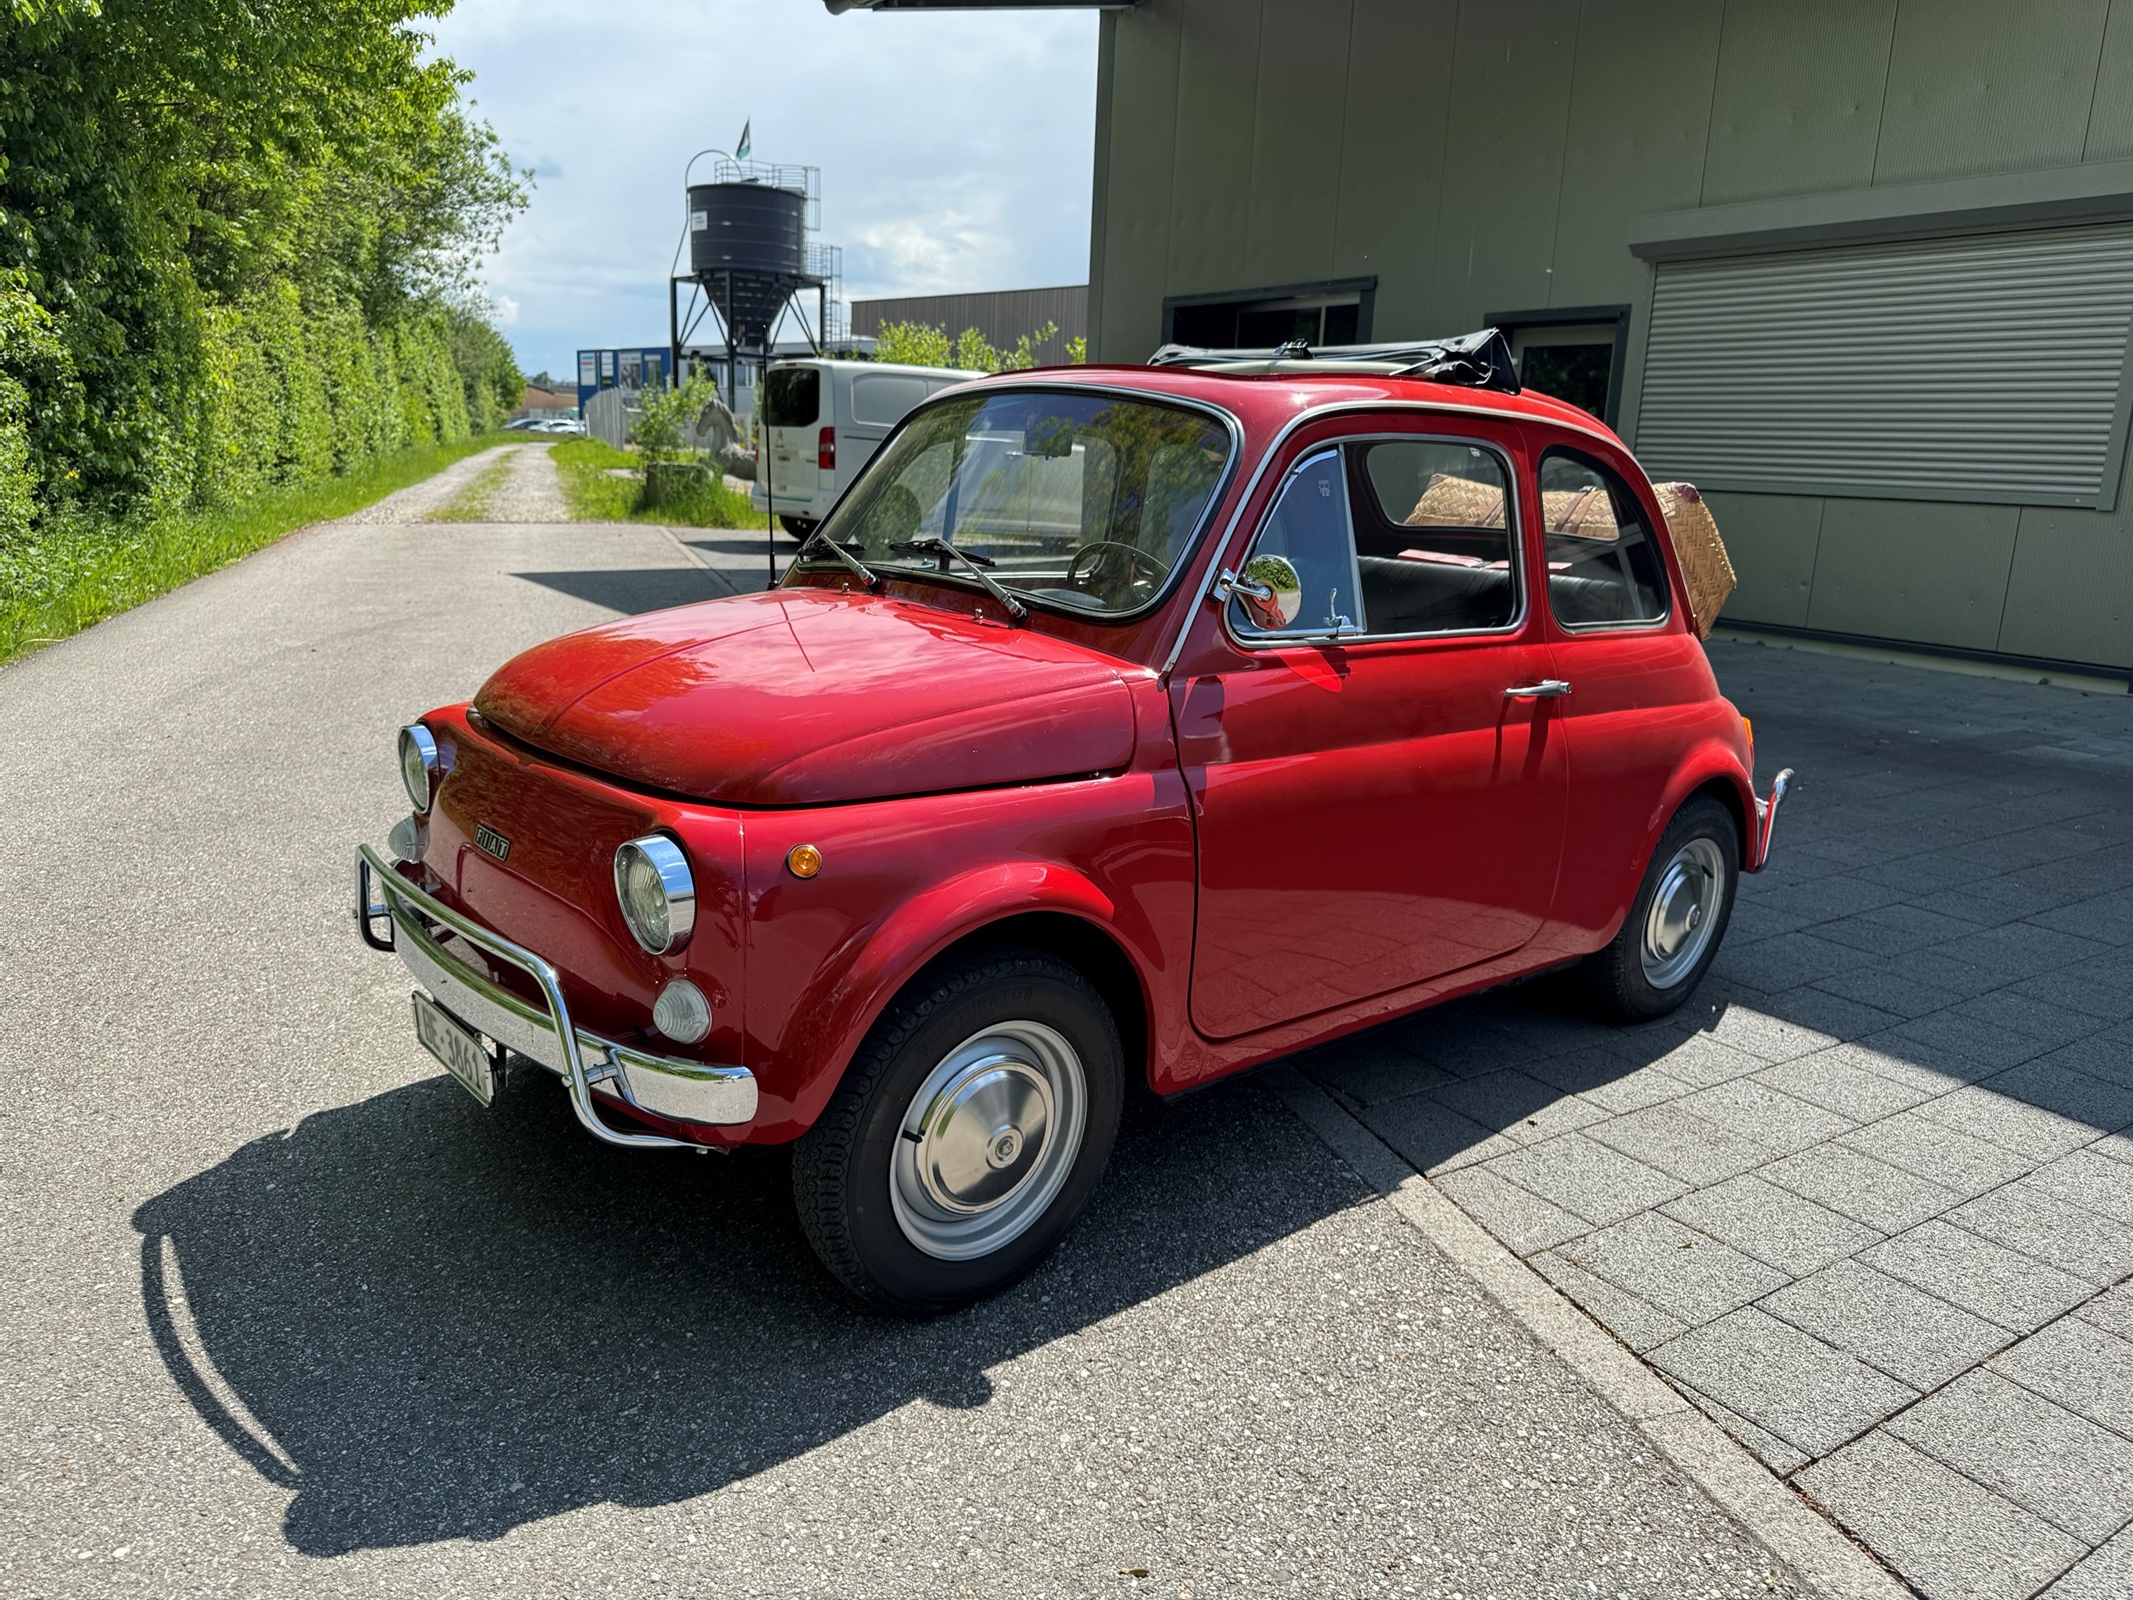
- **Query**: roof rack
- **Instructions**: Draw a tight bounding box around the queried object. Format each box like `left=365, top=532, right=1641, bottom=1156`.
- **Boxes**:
left=1147, top=326, right=1520, bottom=394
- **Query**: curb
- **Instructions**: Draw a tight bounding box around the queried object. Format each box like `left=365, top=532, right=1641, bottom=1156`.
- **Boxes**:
left=1268, top=1066, right=1912, bottom=1600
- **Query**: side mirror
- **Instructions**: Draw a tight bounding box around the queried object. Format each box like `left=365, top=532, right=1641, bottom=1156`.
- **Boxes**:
left=1219, top=553, right=1304, bottom=630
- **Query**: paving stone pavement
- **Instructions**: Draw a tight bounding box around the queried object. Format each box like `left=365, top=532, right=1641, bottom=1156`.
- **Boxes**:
left=1300, top=638, right=2133, bottom=1600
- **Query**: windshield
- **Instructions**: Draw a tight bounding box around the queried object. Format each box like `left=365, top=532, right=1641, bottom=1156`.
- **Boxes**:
left=805, top=389, right=1232, bottom=616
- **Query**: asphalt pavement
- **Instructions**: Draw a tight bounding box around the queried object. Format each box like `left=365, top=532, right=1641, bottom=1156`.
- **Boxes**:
left=0, top=448, right=1811, bottom=1598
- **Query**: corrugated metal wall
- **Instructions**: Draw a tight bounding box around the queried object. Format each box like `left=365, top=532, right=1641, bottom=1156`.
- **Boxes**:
left=848, top=285, right=1087, bottom=366
left=1638, top=226, right=2133, bottom=505
left=1090, top=0, right=2133, bottom=672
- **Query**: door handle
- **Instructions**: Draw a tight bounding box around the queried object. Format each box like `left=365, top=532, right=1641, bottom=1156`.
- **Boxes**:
left=1504, top=680, right=1573, bottom=699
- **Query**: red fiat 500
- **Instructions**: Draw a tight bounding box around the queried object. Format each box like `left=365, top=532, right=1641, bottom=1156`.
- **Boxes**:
left=357, top=333, right=1791, bottom=1311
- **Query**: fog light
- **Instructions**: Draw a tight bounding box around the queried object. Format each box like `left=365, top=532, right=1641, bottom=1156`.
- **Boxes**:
left=652, top=979, right=712, bottom=1045
left=614, top=835, right=696, bottom=954
left=398, top=724, right=439, bottom=813
left=387, top=815, right=421, bottom=861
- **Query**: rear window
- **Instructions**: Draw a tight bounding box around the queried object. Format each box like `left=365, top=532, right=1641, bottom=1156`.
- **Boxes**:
left=763, top=366, right=820, bottom=428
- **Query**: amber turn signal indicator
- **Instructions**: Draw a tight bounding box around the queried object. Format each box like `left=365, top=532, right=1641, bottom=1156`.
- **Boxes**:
left=1742, top=716, right=1754, bottom=750
left=787, top=843, right=823, bottom=879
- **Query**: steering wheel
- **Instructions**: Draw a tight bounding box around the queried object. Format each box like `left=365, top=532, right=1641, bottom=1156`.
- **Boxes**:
left=1065, top=540, right=1166, bottom=590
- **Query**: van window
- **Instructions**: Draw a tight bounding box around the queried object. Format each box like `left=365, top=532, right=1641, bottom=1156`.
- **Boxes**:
left=851, top=373, right=929, bottom=428
left=1537, top=449, right=1669, bottom=628
left=763, top=367, right=820, bottom=428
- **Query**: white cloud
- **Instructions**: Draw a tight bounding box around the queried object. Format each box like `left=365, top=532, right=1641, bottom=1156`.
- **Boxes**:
left=430, top=0, right=1099, bottom=378
left=490, top=293, right=520, bottom=326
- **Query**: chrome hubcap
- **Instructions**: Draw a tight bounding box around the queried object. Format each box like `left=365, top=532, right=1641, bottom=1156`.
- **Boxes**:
left=1641, top=837, right=1727, bottom=989
left=890, top=1020, right=1087, bottom=1261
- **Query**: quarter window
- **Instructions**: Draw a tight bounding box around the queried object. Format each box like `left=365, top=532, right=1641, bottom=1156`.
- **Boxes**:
left=1538, top=449, right=1669, bottom=628
left=1230, top=448, right=1364, bottom=637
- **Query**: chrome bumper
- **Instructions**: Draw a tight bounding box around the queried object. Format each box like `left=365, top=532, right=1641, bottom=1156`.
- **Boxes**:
left=354, top=845, right=756, bottom=1147
left=1752, top=768, right=1795, bottom=870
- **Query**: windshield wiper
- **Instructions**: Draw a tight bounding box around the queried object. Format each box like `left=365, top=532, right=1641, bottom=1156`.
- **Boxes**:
left=794, top=526, right=879, bottom=589
left=886, top=537, right=1028, bottom=621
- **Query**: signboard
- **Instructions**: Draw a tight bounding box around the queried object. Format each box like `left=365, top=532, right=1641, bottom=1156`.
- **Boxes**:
left=576, top=346, right=677, bottom=413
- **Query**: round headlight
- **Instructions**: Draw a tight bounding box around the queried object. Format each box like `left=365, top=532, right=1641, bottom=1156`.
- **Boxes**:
left=614, top=835, right=696, bottom=954
left=399, top=724, right=439, bottom=814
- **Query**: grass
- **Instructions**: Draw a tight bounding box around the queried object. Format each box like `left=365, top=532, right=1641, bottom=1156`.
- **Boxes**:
left=552, top=436, right=757, bottom=529
left=426, top=450, right=517, bottom=522
left=0, top=432, right=510, bottom=667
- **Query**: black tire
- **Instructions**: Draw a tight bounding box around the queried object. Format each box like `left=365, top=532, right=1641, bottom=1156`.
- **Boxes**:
left=778, top=515, right=815, bottom=540
left=1583, top=794, right=1740, bottom=1021
left=791, top=949, right=1123, bottom=1313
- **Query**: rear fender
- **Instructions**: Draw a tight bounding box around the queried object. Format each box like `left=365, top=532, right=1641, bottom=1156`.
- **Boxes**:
left=1651, top=743, right=1761, bottom=888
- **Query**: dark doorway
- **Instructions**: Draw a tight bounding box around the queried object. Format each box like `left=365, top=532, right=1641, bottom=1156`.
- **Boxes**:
left=1166, top=277, right=1375, bottom=351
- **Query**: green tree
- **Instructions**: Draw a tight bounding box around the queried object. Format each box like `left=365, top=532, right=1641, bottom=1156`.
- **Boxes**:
left=872, top=319, right=1085, bottom=373
left=442, top=295, right=525, bottom=434
left=0, top=0, right=528, bottom=515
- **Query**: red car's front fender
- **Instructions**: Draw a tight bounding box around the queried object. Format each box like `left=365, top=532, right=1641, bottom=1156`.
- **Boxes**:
left=736, top=772, right=1195, bottom=1141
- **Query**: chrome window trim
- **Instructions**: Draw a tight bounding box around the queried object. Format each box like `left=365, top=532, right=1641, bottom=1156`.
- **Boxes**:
left=1220, top=430, right=1530, bottom=652
left=355, top=845, right=756, bottom=1144
left=1534, top=442, right=1675, bottom=636
left=787, top=379, right=1246, bottom=629
left=1160, top=396, right=1606, bottom=675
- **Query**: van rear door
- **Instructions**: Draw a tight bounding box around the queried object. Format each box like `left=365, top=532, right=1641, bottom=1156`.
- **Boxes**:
left=761, top=365, right=822, bottom=501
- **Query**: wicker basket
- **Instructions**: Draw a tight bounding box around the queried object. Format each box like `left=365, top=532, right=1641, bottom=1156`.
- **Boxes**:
left=1541, top=485, right=1618, bottom=539
left=1404, top=472, right=1507, bottom=528
left=1650, top=481, right=1736, bottom=639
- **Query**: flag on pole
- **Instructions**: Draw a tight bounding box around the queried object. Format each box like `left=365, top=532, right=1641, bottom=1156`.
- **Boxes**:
left=736, top=120, right=752, bottom=161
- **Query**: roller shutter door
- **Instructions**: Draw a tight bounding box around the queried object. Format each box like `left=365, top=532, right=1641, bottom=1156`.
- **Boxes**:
left=1635, top=225, right=2133, bottom=508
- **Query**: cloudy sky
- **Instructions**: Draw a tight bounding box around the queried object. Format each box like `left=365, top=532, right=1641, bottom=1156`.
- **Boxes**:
left=430, top=1, right=1101, bottom=383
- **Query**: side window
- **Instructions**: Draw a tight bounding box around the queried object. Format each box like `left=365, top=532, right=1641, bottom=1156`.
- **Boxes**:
left=1538, top=449, right=1669, bottom=628
left=1351, top=440, right=1521, bottom=634
left=1229, top=448, right=1364, bottom=637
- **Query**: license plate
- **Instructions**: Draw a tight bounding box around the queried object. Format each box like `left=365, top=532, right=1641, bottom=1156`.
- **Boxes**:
left=412, top=991, right=496, bottom=1106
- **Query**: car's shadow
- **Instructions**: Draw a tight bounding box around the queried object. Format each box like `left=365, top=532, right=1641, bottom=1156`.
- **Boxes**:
left=512, top=568, right=738, bottom=614
left=133, top=1071, right=1364, bottom=1557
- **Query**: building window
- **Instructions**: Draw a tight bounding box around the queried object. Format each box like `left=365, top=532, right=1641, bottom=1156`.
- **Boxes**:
left=1488, top=306, right=1631, bottom=426
left=1165, top=277, right=1375, bottom=351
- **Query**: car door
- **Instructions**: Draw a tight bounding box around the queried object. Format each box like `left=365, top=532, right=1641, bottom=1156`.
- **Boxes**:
left=1171, top=422, right=1570, bottom=1041
left=1522, top=436, right=1716, bottom=940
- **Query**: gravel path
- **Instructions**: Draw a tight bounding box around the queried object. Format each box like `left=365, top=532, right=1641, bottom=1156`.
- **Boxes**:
left=481, top=442, right=570, bottom=523
left=343, top=443, right=570, bottom=526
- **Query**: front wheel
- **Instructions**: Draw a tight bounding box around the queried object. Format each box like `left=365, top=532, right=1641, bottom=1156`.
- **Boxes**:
left=791, top=950, right=1123, bottom=1313
left=1583, top=794, right=1739, bottom=1021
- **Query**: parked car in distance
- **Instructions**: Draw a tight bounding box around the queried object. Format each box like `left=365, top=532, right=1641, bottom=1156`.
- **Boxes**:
left=752, top=357, right=971, bottom=536
left=358, top=331, right=1791, bottom=1312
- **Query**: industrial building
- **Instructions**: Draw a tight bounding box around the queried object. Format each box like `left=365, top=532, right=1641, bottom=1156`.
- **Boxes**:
left=849, top=284, right=1088, bottom=365
left=1072, top=0, right=2133, bottom=679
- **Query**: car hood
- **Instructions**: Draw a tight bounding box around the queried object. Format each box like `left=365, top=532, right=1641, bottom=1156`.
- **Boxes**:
left=473, top=590, right=1142, bottom=807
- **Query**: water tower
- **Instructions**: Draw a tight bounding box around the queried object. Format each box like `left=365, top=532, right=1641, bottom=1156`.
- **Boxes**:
left=668, top=159, right=837, bottom=408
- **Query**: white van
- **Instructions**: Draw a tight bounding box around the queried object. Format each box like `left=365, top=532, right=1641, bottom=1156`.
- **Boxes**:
left=752, top=358, right=971, bottom=534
